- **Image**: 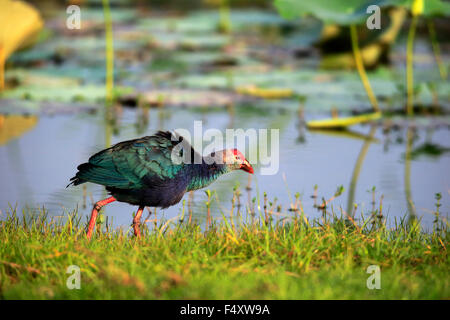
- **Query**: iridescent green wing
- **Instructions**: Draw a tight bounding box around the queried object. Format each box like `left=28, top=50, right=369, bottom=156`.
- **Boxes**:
left=110, top=132, right=185, bottom=188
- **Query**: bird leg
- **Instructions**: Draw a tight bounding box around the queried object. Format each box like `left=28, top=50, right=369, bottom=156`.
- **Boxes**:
left=86, top=196, right=116, bottom=240
left=133, top=206, right=145, bottom=238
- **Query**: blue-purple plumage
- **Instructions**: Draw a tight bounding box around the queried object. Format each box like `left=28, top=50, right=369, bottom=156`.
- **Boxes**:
left=69, top=131, right=229, bottom=208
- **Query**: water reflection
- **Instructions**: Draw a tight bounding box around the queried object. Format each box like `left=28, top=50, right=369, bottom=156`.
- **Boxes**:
left=405, top=127, right=416, bottom=221
left=0, top=108, right=449, bottom=230
left=0, top=114, right=38, bottom=145
left=346, top=125, right=377, bottom=216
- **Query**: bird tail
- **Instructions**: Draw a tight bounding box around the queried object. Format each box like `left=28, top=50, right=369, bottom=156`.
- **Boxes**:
left=66, top=163, right=91, bottom=188
left=67, top=161, right=130, bottom=189
left=66, top=177, right=82, bottom=188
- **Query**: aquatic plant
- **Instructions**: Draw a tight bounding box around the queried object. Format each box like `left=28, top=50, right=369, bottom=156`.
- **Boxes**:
left=274, top=0, right=450, bottom=124
left=404, top=0, right=450, bottom=115
left=102, top=0, right=114, bottom=107
left=274, top=0, right=383, bottom=128
left=0, top=0, right=43, bottom=91
left=218, top=0, right=232, bottom=34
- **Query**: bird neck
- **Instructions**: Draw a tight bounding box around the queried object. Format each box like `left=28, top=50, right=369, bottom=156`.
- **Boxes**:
left=186, top=161, right=229, bottom=191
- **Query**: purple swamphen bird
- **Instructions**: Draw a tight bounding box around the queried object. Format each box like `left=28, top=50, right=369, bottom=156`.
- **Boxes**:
left=69, top=131, right=254, bottom=239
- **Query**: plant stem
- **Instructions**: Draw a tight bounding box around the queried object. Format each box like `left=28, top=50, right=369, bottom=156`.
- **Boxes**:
left=406, top=15, right=418, bottom=116
left=102, top=0, right=114, bottom=106
left=218, top=0, right=231, bottom=34
left=427, top=19, right=447, bottom=81
left=0, top=45, right=4, bottom=91
left=102, top=0, right=114, bottom=148
left=350, top=24, right=380, bottom=113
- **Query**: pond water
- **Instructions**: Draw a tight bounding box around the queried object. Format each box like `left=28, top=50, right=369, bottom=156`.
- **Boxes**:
left=1, top=5, right=449, bottom=232
left=1, top=107, right=449, bottom=230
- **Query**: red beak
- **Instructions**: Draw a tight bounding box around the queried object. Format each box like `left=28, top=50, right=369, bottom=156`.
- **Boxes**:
left=240, top=160, right=254, bottom=174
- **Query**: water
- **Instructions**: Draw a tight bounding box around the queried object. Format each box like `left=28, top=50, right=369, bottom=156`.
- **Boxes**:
left=1, top=5, right=449, bottom=231
left=1, top=107, right=449, bottom=230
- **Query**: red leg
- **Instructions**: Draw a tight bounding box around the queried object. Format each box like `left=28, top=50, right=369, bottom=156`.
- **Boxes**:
left=86, top=196, right=116, bottom=240
left=133, top=206, right=145, bottom=238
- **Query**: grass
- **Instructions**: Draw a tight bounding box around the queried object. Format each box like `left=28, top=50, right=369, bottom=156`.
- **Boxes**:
left=0, top=205, right=448, bottom=300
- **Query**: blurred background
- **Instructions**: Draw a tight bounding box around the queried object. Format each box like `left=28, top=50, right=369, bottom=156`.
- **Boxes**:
left=0, top=0, right=449, bottom=230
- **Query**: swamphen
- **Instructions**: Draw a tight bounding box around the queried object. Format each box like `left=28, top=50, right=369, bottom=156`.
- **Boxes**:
left=69, top=131, right=253, bottom=239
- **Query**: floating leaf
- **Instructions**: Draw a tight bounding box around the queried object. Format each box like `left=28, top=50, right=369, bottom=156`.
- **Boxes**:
left=236, top=85, right=293, bottom=99
left=306, top=112, right=382, bottom=129
left=274, top=0, right=450, bottom=25
left=379, top=0, right=450, bottom=17
left=274, top=0, right=374, bottom=25
left=139, top=89, right=237, bottom=107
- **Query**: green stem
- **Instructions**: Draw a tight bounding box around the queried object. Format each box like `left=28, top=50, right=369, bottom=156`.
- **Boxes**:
left=102, top=0, right=114, bottom=148
left=0, top=45, right=4, bottom=91
left=406, top=15, right=418, bottom=116
left=102, top=0, right=114, bottom=106
left=427, top=19, right=447, bottom=81
left=350, top=25, right=380, bottom=113
left=218, top=0, right=231, bottom=34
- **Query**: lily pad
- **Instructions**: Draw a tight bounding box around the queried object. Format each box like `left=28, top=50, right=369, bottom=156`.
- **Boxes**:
left=1, top=69, right=133, bottom=106
left=274, top=0, right=450, bottom=26
left=306, top=112, right=382, bottom=129
left=138, top=89, right=246, bottom=108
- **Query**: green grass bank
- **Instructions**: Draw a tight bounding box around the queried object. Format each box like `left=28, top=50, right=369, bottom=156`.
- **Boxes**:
left=0, top=209, right=448, bottom=299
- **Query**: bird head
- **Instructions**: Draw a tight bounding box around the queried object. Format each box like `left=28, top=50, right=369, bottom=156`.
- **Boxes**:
left=218, top=149, right=254, bottom=174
